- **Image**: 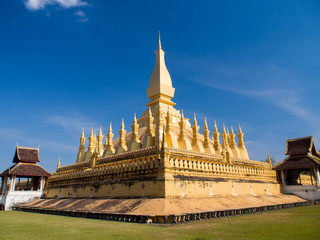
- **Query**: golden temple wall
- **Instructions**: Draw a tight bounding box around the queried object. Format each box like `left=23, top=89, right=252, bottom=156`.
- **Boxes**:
left=45, top=147, right=280, bottom=198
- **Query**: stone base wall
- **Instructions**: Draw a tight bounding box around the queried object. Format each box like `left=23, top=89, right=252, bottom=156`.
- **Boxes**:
left=165, top=176, right=280, bottom=198
left=45, top=147, right=280, bottom=199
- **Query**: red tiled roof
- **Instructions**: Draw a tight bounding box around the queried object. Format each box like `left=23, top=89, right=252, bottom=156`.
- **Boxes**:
left=13, top=147, right=40, bottom=163
left=0, top=163, right=51, bottom=177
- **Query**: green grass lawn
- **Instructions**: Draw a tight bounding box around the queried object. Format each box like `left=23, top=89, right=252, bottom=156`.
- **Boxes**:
left=0, top=205, right=319, bottom=240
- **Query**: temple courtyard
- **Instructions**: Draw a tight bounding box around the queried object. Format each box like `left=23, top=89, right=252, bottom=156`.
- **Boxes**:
left=1, top=205, right=319, bottom=240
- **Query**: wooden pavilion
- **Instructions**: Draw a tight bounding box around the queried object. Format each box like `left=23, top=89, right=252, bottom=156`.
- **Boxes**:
left=0, top=146, right=50, bottom=210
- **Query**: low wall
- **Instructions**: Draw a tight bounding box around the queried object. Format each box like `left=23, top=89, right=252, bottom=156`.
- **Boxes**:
left=0, top=191, right=43, bottom=210
left=284, top=185, right=320, bottom=201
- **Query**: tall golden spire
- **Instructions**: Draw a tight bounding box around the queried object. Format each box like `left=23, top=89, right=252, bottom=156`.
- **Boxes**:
left=128, top=113, right=141, bottom=151
left=212, top=121, right=222, bottom=154
left=103, top=122, right=115, bottom=155
left=237, top=124, right=250, bottom=160
left=79, top=128, right=86, bottom=152
left=146, top=34, right=175, bottom=107
left=177, top=110, right=192, bottom=150
left=131, top=113, right=140, bottom=142
left=203, top=117, right=214, bottom=153
left=191, top=113, right=204, bottom=152
left=146, top=107, right=155, bottom=136
left=221, top=124, right=227, bottom=150
left=229, top=126, right=240, bottom=158
left=117, top=118, right=127, bottom=153
left=142, top=108, right=155, bottom=148
left=178, top=110, right=187, bottom=140
left=165, top=108, right=173, bottom=133
left=97, top=125, right=104, bottom=156
left=88, top=127, right=95, bottom=153
left=237, top=124, right=244, bottom=148
left=76, top=128, right=86, bottom=163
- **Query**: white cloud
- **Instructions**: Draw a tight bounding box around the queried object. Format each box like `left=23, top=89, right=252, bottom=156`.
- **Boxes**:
left=74, top=9, right=88, bottom=22
left=75, top=9, right=85, bottom=17
left=24, top=0, right=87, bottom=11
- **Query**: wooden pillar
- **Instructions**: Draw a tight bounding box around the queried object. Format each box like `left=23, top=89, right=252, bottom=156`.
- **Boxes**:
left=10, top=176, right=16, bottom=191
left=3, top=177, right=7, bottom=192
left=0, top=177, right=3, bottom=192
left=40, top=177, right=44, bottom=191
left=310, top=169, right=314, bottom=185
left=315, top=167, right=320, bottom=187
left=298, top=173, right=302, bottom=185
left=17, top=177, right=20, bottom=191
left=31, top=177, right=34, bottom=191
left=280, top=170, right=286, bottom=185
left=12, top=176, right=16, bottom=191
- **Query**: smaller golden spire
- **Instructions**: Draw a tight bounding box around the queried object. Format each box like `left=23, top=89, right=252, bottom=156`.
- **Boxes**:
left=238, top=124, right=243, bottom=133
left=267, top=152, right=272, bottom=164
left=57, top=156, right=60, bottom=169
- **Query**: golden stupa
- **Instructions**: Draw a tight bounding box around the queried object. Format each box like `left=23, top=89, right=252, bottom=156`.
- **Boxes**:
left=45, top=35, right=278, bottom=199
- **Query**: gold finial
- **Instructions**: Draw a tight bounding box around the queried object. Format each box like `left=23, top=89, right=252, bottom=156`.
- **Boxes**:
left=90, top=127, right=94, bottom=137
left=181, top=110, right=184, bottom=119
left=134, top=113, right=137, bottom=121
left=109, top=122, right=112, bottom=132
left=193, top=113, right=197, bottom=125
left=204, top=117, right=208, bottom=129
left=214, top=121, right=218, bottom=132
left=99, top=125, right=102, bottom=135
left=121, top=118, right=125, bottom=129
left=223, top=124, right=226, bottom=133
left=230, top=126, right=234, bottom=134
left=158, top=31, right=162, bottom=49
left=81, top=128, right=85, bottom=138
left=238, top=124, right=242, bottom=133
left=57, top=156, right=60, bottom=169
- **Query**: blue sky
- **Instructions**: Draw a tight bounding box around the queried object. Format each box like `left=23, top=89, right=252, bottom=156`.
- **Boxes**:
left=0, top=0, right=319, bottom=173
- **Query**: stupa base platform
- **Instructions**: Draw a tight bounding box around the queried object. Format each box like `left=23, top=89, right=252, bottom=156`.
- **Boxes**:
left=14, top=195, right=309, bottom=224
